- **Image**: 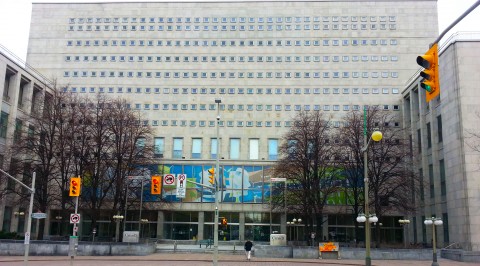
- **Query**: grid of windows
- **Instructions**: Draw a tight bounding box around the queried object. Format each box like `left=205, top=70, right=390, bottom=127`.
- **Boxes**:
left=68, top=15, right=397, bottom=33
left=67, top=86, right=399, bottom=95
left=63, top=70, right=399, bottom=79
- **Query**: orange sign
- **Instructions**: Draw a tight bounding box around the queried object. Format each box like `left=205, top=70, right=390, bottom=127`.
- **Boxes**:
left=319, top=242, right=339, bottom=252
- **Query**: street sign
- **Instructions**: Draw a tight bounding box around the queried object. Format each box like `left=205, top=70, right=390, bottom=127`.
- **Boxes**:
left=31, top=212, right=47, bottom=219
left=163, top=174, right=175, bottom=186
left=176, top=174, right=186, bottom=198
left=70, top=213, right=81, bottom=224
left=24, top=232, right=30, bottom=244
left=271, top=177, right=287, bottom=182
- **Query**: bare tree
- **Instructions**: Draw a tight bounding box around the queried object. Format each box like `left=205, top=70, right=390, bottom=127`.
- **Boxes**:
left=9, top=88, right=156, bottom=239
left=10, top=84, right=75, bottom=239
left=340, top=107, right=419, bottom=246
left=72, top=95, right=155, bottom=235
left=273, top=111, right=343, bottom=239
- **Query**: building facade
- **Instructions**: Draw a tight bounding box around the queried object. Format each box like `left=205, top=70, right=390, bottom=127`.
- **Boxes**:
left=402, top=33, right=480, bottom=253
left=0, top=45, right=51, bottom=236
left=23, top=0, right=437, bottom=243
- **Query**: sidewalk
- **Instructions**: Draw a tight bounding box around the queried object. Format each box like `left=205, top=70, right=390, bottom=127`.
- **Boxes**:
left=0, top=253, right=473, bottom=266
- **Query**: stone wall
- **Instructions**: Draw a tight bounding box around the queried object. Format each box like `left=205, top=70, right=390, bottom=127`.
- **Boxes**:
left=0, top=240, right=156, bottom=256
left=254, top=245, right=439, bottom=260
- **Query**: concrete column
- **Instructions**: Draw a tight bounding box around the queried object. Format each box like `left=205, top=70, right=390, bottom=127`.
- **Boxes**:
left=322, top=214, right=329, bottom=241
left=45, top=209, right=51, bottom=235
left=0, top=205, right=4, bottom=231
left=157, top=211, right=164, bottom=239
left=11, top=209, right=19, bottom=233
left=198, top=211, right=204, bottom=240
left=239, top=212, right=245, bottom=241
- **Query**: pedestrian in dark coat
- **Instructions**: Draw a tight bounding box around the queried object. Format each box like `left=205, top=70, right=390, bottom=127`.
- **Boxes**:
left=244, top=240, right=253, bottom=260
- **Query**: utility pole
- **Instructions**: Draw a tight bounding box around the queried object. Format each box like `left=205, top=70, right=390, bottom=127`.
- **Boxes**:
left=0, top=169, right=35, bottom=266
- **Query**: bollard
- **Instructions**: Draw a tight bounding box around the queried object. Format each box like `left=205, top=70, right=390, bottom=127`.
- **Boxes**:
left=233, top=241, right=236, bottom=253
left=174, top=240, right=177, bottom=253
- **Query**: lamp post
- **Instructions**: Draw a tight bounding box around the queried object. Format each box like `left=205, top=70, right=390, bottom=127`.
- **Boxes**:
left=140, top=219, right=149, bottom=239
left=424, top=217, right=443, bottom=266
left=399, top=219, right=411, bottom=248
left=286, top=221, right=292, bottom=244
left=356, top=213, right=378, bottom=249
left=113, top=214, right=124, bottom=242
left=360, top=106, right=383, bottom=266
left=291, top=218, right=302, bottom=245
left=213, top=98, right=221, bottom=266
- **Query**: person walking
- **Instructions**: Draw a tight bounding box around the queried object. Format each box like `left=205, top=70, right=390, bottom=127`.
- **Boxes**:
left=244, top=239, right=253, bottom=261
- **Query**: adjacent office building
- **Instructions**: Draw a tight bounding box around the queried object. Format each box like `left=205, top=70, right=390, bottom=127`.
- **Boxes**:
left=403, top=33, right=480, bottom=257
left=0, top=46, right=52, bottom=235
left=21, top=0, right=438, bottom=243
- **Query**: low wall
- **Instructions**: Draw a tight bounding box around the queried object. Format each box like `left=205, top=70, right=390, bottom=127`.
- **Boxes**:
left=0, top=240, right=156, bottom=256
left=254, top=245, right=292, bottom=258
left=254, top=245, right=438, bottom=260
left=441, top=249, right=480, bottom=263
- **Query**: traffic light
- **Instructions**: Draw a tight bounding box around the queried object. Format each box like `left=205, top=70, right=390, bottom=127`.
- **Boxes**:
left=208, top=167, right=215, bottom=185
left=151, top=175, right=161, bottom=195
left=221, top=218, right=228, bottom=226
left=69, top=177, right=81, bottom=197
left=416, top=43, right=440, bottom=102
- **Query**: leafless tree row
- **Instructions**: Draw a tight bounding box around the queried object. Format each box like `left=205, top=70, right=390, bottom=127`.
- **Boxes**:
left=273, top=107, right=420, bottom=245
left=3, top=86, right=156, bottom=239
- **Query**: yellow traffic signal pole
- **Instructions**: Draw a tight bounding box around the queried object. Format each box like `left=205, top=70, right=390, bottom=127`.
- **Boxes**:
left=432, top=0, right=480, bottom=46
left=70, top=176, right=81, bottom=266
left=0, top=169, right=36, bottom=266
left=416, top=0, right=480, bottom=103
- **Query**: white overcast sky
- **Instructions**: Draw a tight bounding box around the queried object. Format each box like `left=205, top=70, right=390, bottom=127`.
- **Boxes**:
left=0, top=0, right=479, bottom=61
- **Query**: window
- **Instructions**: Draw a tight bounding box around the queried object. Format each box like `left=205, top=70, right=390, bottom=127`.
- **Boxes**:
left=440, top=159, right=446, bottom=196
left=173, top=138, right=183, bottom=159
left=191, top=138, right=202, bottom=159
left=154, top=138, right=164, bottom=157
left=211, top=138, right=219, bottom=159
left=427, top=122, right=432, bottom=148
left=268, top=139, right=278, bottom=160
left=0, top=112, right=8, bottom=138
left=249, top=139, right=259, bottom=160
left=437, top=115, right=443, bottom=143
left=429, top=164, right=435, bottom=198
left=230, top=138, right=240, bottom=159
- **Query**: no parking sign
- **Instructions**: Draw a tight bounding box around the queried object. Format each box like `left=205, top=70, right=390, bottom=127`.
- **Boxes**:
left=176, top=174, right=186, bottom=198
left=163, top=174, right=175, bottom=186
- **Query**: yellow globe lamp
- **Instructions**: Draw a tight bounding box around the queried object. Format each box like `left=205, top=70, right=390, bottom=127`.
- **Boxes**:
left=371, top=131, right=383, bottom=142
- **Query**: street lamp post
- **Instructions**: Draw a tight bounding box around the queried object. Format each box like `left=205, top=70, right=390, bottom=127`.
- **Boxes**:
left=424, top=217, right=443, bottom=266
left=291, top=218, right=302, bottom=245
left=399, top=219, right=411, bottom=248
left=360, top=106, right=383, bottom=266
left=213, top=98, right=221, bottom=266
left=140, top=219, right=149, bottom=239
left=113, top=214, right=124, bottom=242
left=356, top=213, right=378, bottom=252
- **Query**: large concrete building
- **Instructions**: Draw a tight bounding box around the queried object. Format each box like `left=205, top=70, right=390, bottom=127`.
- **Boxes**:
left=21, top=0, right=438, bottom=243
left=403, top=33, right=480, bottom=257
left=0, top=45, right=52, bottom=236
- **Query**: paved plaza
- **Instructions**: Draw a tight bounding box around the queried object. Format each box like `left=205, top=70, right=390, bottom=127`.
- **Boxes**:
left=0, top=253, right=475, bottom=266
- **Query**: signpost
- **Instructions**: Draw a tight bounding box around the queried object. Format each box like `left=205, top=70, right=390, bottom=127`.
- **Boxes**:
left=70, top=213, right=81, bottom=224
left=176, top=174, right=186, bottom=198
left=31, top=212, right=47, bottom=219
left=269, top=177, right=288, bottom=235
left=0, top=169, right=35, bottom=266
left=163, top=174, right=175, bottom=186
